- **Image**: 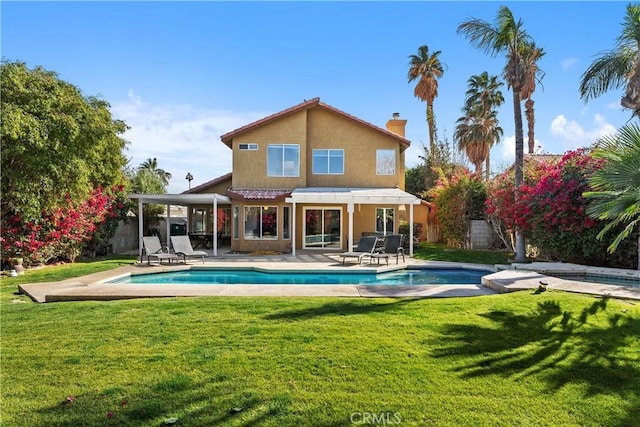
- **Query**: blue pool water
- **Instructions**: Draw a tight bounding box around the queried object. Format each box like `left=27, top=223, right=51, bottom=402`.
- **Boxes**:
left=108, top=268, right=489, bottom=286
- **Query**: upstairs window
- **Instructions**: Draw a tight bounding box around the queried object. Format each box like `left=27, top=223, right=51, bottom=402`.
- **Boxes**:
left=267, top=144, right=299, bottom=177
left=313, top=149, right=344, bottom=175
left=376, top=149, right=396, bottom=175
left=238, top=143, right=258, bottom=150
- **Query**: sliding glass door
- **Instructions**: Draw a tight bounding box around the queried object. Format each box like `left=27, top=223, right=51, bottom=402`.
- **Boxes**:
left=303, top=208, right=341, bottom=249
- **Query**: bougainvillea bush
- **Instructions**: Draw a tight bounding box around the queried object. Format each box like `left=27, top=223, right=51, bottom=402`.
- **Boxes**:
left=487, top=150, right=637, bottom=269
left=1, top=185, right=130, bottom=266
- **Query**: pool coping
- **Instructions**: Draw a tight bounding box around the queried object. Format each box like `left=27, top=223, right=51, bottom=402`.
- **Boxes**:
left=17, top=259, right=640, bottom=303
left=18, top=259, right=497, bottom=303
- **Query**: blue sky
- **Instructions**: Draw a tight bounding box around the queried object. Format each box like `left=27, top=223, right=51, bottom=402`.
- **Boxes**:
left=2, top=1, right=632, bottom=193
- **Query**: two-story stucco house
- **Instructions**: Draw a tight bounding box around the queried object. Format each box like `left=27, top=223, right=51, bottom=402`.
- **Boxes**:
left=179, top=97, right=421, bottom=256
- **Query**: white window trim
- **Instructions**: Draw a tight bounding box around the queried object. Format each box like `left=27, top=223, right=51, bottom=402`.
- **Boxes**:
left=244, top=205, right=278, bottom=240
left=376, top=149, right=396, bottom=176
left=267, top=144, right=300, bottom=177
left=238, top=143, right=258, bottom=150
left=312, top=149, right=344, bottom=175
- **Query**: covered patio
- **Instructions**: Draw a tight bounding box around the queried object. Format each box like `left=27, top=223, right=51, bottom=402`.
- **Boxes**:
left=129, top=193, right=231, bottom=258
left=286, top=187, right=422, bottom=257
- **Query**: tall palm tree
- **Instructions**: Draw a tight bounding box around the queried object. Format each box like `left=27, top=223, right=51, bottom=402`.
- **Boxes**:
left=584, top=123, right=640, bottom=269
left=580, top=4, right=640, bottom=118
left=463, top=72, right=505, bottom=179
left=519, top=42, right=545, bottom=154
left=139, top=157, right=172, bottom=187
left=408, top=45, right=446, bottom=160
left=457, top=5, right=535, bottom=262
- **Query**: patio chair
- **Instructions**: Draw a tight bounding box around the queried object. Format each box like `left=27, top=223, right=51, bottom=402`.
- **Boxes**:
left=170, top=235, right=207, bottom=264
left=339, top=235, right=380, bottom=265
left=371, top=234, right=406, bottom=265
left=142, top=236, right=179, bottom=265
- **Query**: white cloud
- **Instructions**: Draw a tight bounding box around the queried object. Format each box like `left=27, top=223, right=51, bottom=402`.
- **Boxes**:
left=550, top=113, right=617, bottom=151
left=112, top=92, right=266, bottom=193
left=561, top=57, right=579, bottom=71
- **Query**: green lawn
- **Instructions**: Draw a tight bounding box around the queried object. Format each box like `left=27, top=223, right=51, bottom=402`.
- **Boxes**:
left=414, top=243, right=513, bottom=264
left=1, top=258, right=639, bottom=426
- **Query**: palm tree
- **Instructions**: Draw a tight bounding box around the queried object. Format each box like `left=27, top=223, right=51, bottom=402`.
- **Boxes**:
left=457, top=5, right=535, bottom=262
left=580, top=4, right=640, bottom=118
left=584, top=123, right=640, bottom=269
left=519, top=42, right=545, bottom=154
left=139, top=157, right=172, bottom=187
left=455, top=107, right=503, bottom=177
left=408, top=45, right=446, bottom=160
left=463, top=72, right=505, bottom=179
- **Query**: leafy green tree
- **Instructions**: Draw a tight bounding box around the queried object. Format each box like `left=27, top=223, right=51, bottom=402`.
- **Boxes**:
left=405, top=164, right=428, bottom=197
left=129, top=161, right=172, bottom=234
left=408, top=45, right=446, bottom=160
left=579, top=4, right=640, bottom=117
left=1, top=61, right=128, bottom=222
left=584, top=123, right=640, bottom=267
left=457, top=6, right=537, bottom=262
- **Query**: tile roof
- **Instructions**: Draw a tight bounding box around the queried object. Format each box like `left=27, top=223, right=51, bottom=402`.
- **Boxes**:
left=226, top=188, right=292, bottom=201
left=220, top=97, right=410, bottom=149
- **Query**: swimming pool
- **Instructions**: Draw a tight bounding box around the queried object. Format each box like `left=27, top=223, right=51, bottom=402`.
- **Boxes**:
left=108, top=267, right=490, bottom=286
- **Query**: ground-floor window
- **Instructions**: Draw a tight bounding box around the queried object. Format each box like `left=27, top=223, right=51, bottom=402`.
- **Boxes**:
left=193, top=208, right=207, bottom=232
left=283, top=206, right=291, bottom=239
left=245, top=206, right=278, bottom=239
left=304, top=208, right=341, bottom=249
left=376, top=208, right=395, bottom=235
left=233, top=206, right=239, bottom=239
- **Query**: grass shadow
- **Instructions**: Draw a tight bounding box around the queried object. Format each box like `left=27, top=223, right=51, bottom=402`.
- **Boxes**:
left=430, top=296, right=640, bottom=426
left=262, top=298, right=417, bottom=321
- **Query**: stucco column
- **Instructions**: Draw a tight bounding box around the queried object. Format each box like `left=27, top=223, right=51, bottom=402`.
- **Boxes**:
left=409, top=203, right=414, bottom=257
left=291, top=201, right=297, bottom=256
left=138, top=198, right=144, bottom=262
left=348, top=202, right=354, bottom=251
left=166, top=204, right=171, bottom=250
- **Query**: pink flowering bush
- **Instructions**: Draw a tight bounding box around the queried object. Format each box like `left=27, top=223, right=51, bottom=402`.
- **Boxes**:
left=487, top=150, right=637, bottom=268
left=1, top=185, right=130, bottom=266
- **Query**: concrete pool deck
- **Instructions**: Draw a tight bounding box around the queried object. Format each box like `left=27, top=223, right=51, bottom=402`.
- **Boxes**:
left=17, top=253, right=640, bottom=303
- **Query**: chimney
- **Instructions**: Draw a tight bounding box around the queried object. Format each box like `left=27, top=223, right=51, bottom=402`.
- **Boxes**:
left=386, top=112, right=407, bottom=137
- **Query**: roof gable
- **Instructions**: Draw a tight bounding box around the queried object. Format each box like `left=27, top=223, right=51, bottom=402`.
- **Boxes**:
left=220, top=97, right=410, bottom=149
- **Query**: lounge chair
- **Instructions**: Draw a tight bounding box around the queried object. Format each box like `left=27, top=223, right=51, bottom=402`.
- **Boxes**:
left=170, top=235, right=208, bottom=264
left=339, top=235, right=380, bottom=265
left=371, top=234, right=406, bottom=265
left=142, top=236, right=179, bottom=265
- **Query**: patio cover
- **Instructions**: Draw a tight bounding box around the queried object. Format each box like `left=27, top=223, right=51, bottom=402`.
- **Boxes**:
left=285, top=187, right=421, bottom=256
left=129, top=193, right=231, bottom=257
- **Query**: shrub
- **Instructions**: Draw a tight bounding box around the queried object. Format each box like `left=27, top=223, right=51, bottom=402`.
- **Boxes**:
left=487, top=150, right=638, bottom=268
left=432, top=172, right=487, bottom=248
left=1, top=185, right=130, bottom=266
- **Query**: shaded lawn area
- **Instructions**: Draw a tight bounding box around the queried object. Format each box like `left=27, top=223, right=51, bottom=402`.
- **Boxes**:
left=414, top=243, right=513, bottom=265
left=1, top=258, right=639, bottom=426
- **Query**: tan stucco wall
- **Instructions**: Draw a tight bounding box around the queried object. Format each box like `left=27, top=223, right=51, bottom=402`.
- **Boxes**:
left=306, top=108, right=404, bottom=188
left=191, top=177, right=232, bottom=194
left=231, top=110, right=308, bottom=189
left=229, top=106, right=407, bottom=190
